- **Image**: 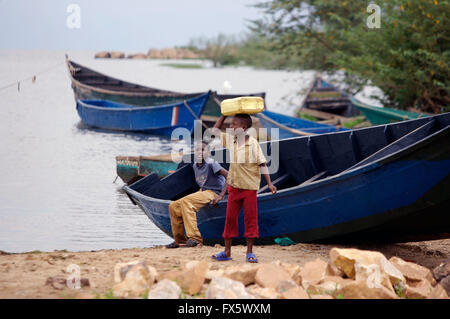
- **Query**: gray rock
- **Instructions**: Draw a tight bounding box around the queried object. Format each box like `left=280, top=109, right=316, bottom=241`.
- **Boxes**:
left=432, top=261, right=450, bottom=282
left=439, top=275, right=450, bottom=295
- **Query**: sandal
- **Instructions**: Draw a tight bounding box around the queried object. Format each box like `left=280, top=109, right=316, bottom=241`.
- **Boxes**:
left=246, top=253, right=258, bottom=263
left=186, top=239, right=200, bottom=247
left=165, top=241, right=179, bottom=249
left=211, top=251, right=232, bottom=261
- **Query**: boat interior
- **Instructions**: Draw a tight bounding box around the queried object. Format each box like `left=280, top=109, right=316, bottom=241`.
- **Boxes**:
left=68, top=60, right=195, bottom=95
left=68, top=60, right=265, bottom=104
left=128, top=113, right=449, bottom=202
left=305, top=77, right=358, bottom=116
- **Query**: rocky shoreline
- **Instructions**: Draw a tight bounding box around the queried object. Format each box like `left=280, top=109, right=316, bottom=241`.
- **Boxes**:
left=0, top=239, right=449, bottom=299
left=94, top=48, right=199, bottom=60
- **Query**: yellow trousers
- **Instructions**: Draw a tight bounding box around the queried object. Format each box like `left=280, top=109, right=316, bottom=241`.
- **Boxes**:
left=168, top=189, right=217, bottom=244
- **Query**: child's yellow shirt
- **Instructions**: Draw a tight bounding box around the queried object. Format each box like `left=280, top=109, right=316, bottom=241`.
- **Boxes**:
left=221, top=132, right=267, bottom=190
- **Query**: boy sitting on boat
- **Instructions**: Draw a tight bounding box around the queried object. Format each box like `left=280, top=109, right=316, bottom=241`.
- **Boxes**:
left=166, top=140, right=228, bottom=248
left=211, top=114, right=277, bottom=263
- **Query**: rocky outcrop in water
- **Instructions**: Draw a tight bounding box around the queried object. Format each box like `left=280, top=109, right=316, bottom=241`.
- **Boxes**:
left=94, top=48, right=199, bottom=60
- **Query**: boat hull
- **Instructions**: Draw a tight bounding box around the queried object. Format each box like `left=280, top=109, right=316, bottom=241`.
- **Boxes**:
left=124, top=120, right=450, bottom=244
left=116, top=156, right=140, bottom=184
left=116, top=155, right=180, bottom=184
left=67, top=59, right=265, bottom=118
left=76, top=92, right=210, bottom=135
left=352, top=98, right=428, bottom=125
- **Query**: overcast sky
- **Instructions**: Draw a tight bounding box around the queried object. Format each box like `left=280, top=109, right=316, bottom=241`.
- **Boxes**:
left=0, top=0, right=263, bottom=51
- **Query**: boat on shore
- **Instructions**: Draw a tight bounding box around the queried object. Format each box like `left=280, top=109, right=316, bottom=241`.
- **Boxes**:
left=297, top=74, right=360, bottom=117
left=76, top=91, right=210, bottom=135
left=123, top=112, right=450, bottom=244
left=66, top=56, right=265, bottom=118
left=115, top=109, right=345, bottom=184
left=352, top=98, right=429, bottom=125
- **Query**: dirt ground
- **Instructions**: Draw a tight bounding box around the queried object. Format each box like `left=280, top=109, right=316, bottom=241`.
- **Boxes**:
left=0, top=239, right=449, bottom=299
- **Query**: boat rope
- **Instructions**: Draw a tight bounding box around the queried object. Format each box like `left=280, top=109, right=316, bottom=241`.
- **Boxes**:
left=183, top=100, right=209, bottom=129
left=0, top=61, right=65, bottom=93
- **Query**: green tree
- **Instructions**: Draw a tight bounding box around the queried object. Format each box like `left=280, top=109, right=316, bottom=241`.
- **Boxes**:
left=188, top=34, right=240, bottom=67
left=252, top=0, right=449, bottom=113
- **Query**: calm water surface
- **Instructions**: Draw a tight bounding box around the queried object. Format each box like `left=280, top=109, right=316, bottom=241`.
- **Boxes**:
left=0, top=50, right=378, bottom=253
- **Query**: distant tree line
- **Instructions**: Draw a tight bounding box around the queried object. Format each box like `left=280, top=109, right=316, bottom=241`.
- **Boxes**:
left=186, top=0, right=449, bottom=113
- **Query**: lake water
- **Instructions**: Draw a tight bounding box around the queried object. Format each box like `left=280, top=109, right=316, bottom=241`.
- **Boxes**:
left=0, top=50, right=379, bottom=253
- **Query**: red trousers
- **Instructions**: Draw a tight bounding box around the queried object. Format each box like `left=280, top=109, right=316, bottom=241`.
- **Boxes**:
left=222, top=186, right=259, bottom=239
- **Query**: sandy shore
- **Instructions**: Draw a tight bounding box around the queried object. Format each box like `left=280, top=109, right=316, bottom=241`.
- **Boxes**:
left=1, top=239, right=449, bottom=299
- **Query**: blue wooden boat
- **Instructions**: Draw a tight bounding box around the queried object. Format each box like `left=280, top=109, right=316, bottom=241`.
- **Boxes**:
left=123, top=112, right=450, bottom=244
left=115, top=111, right=345, bottom=184
left=76, top=91, right=210, bottom=135
left=256, top=110, right=347, bottom=139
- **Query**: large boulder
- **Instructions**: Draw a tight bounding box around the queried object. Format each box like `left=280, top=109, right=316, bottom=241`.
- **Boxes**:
left=273, top=261, right=302, bottom=284
left=110, top=51, right=125, bottom=59
left=276, top=279, right=311, bottom=299
left=280, top=286, right=310, bottom=299
left=205, top=269, right=225, bottom=282
left=127, top=53, right=147, bottom=59
left=299, top=258, right=329, bottom=289
left=255, top=263, right=292, bottom=289
left=308, top=276, right=352, bottom=297
left=175, top=260, right=209, bottom=295
left=114, top=260, right=158, bottom=284
left=432, top=260, right=450, bottom=281
left=389, top=256, right=436, bottom=286
left=223, top=264, right=259, bottom=286
left=353, top=262, right=397, bottom=294
left=113, top=264, right=155, bottom=298
left=95, top=51, right=110, bottom=59
left=429, top=283, right=449, bottom=299
left=330, top=248, right=405, bottom=289
left=207, top=277, right=253, bottom=299
left=147, top=49, right=162, bottom=59
left=157, top=269, right=182, bottom=282
left=246, top=285, right=280, bottom=299
left=404, top=279, right=433, bottom=299
left=336, top=280, right=399, bottom=299
left=148, top=279, right=181, bottom=299
left=432, top=260, right=450, bottom=296
left=276, top=280, right=298, bottom=294
left=438, top=276, right=450, bottom=296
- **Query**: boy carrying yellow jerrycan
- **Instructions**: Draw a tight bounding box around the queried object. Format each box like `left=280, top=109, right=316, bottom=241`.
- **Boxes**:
left=212, top=96, right=275, bottom=263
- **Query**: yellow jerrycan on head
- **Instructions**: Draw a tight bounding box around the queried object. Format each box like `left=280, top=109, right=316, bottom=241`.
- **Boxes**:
left=220, top=96, right=265, bottom=116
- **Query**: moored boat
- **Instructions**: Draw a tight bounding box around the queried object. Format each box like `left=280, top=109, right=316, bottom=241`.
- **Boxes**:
left=76, top=91, right=210, bottom=135
left=66, top=57, right=265, bottom=118
left=298, top=74, right=360, bottom=117
left=123, top=112, right=450, bottom=244
left=352, top=98, right=429, bottom=125
left=115, top=109, right=345, bottom=184
left=116, top=154, right=180, bottom=184
left=256, top=110, right=347, bottom=139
